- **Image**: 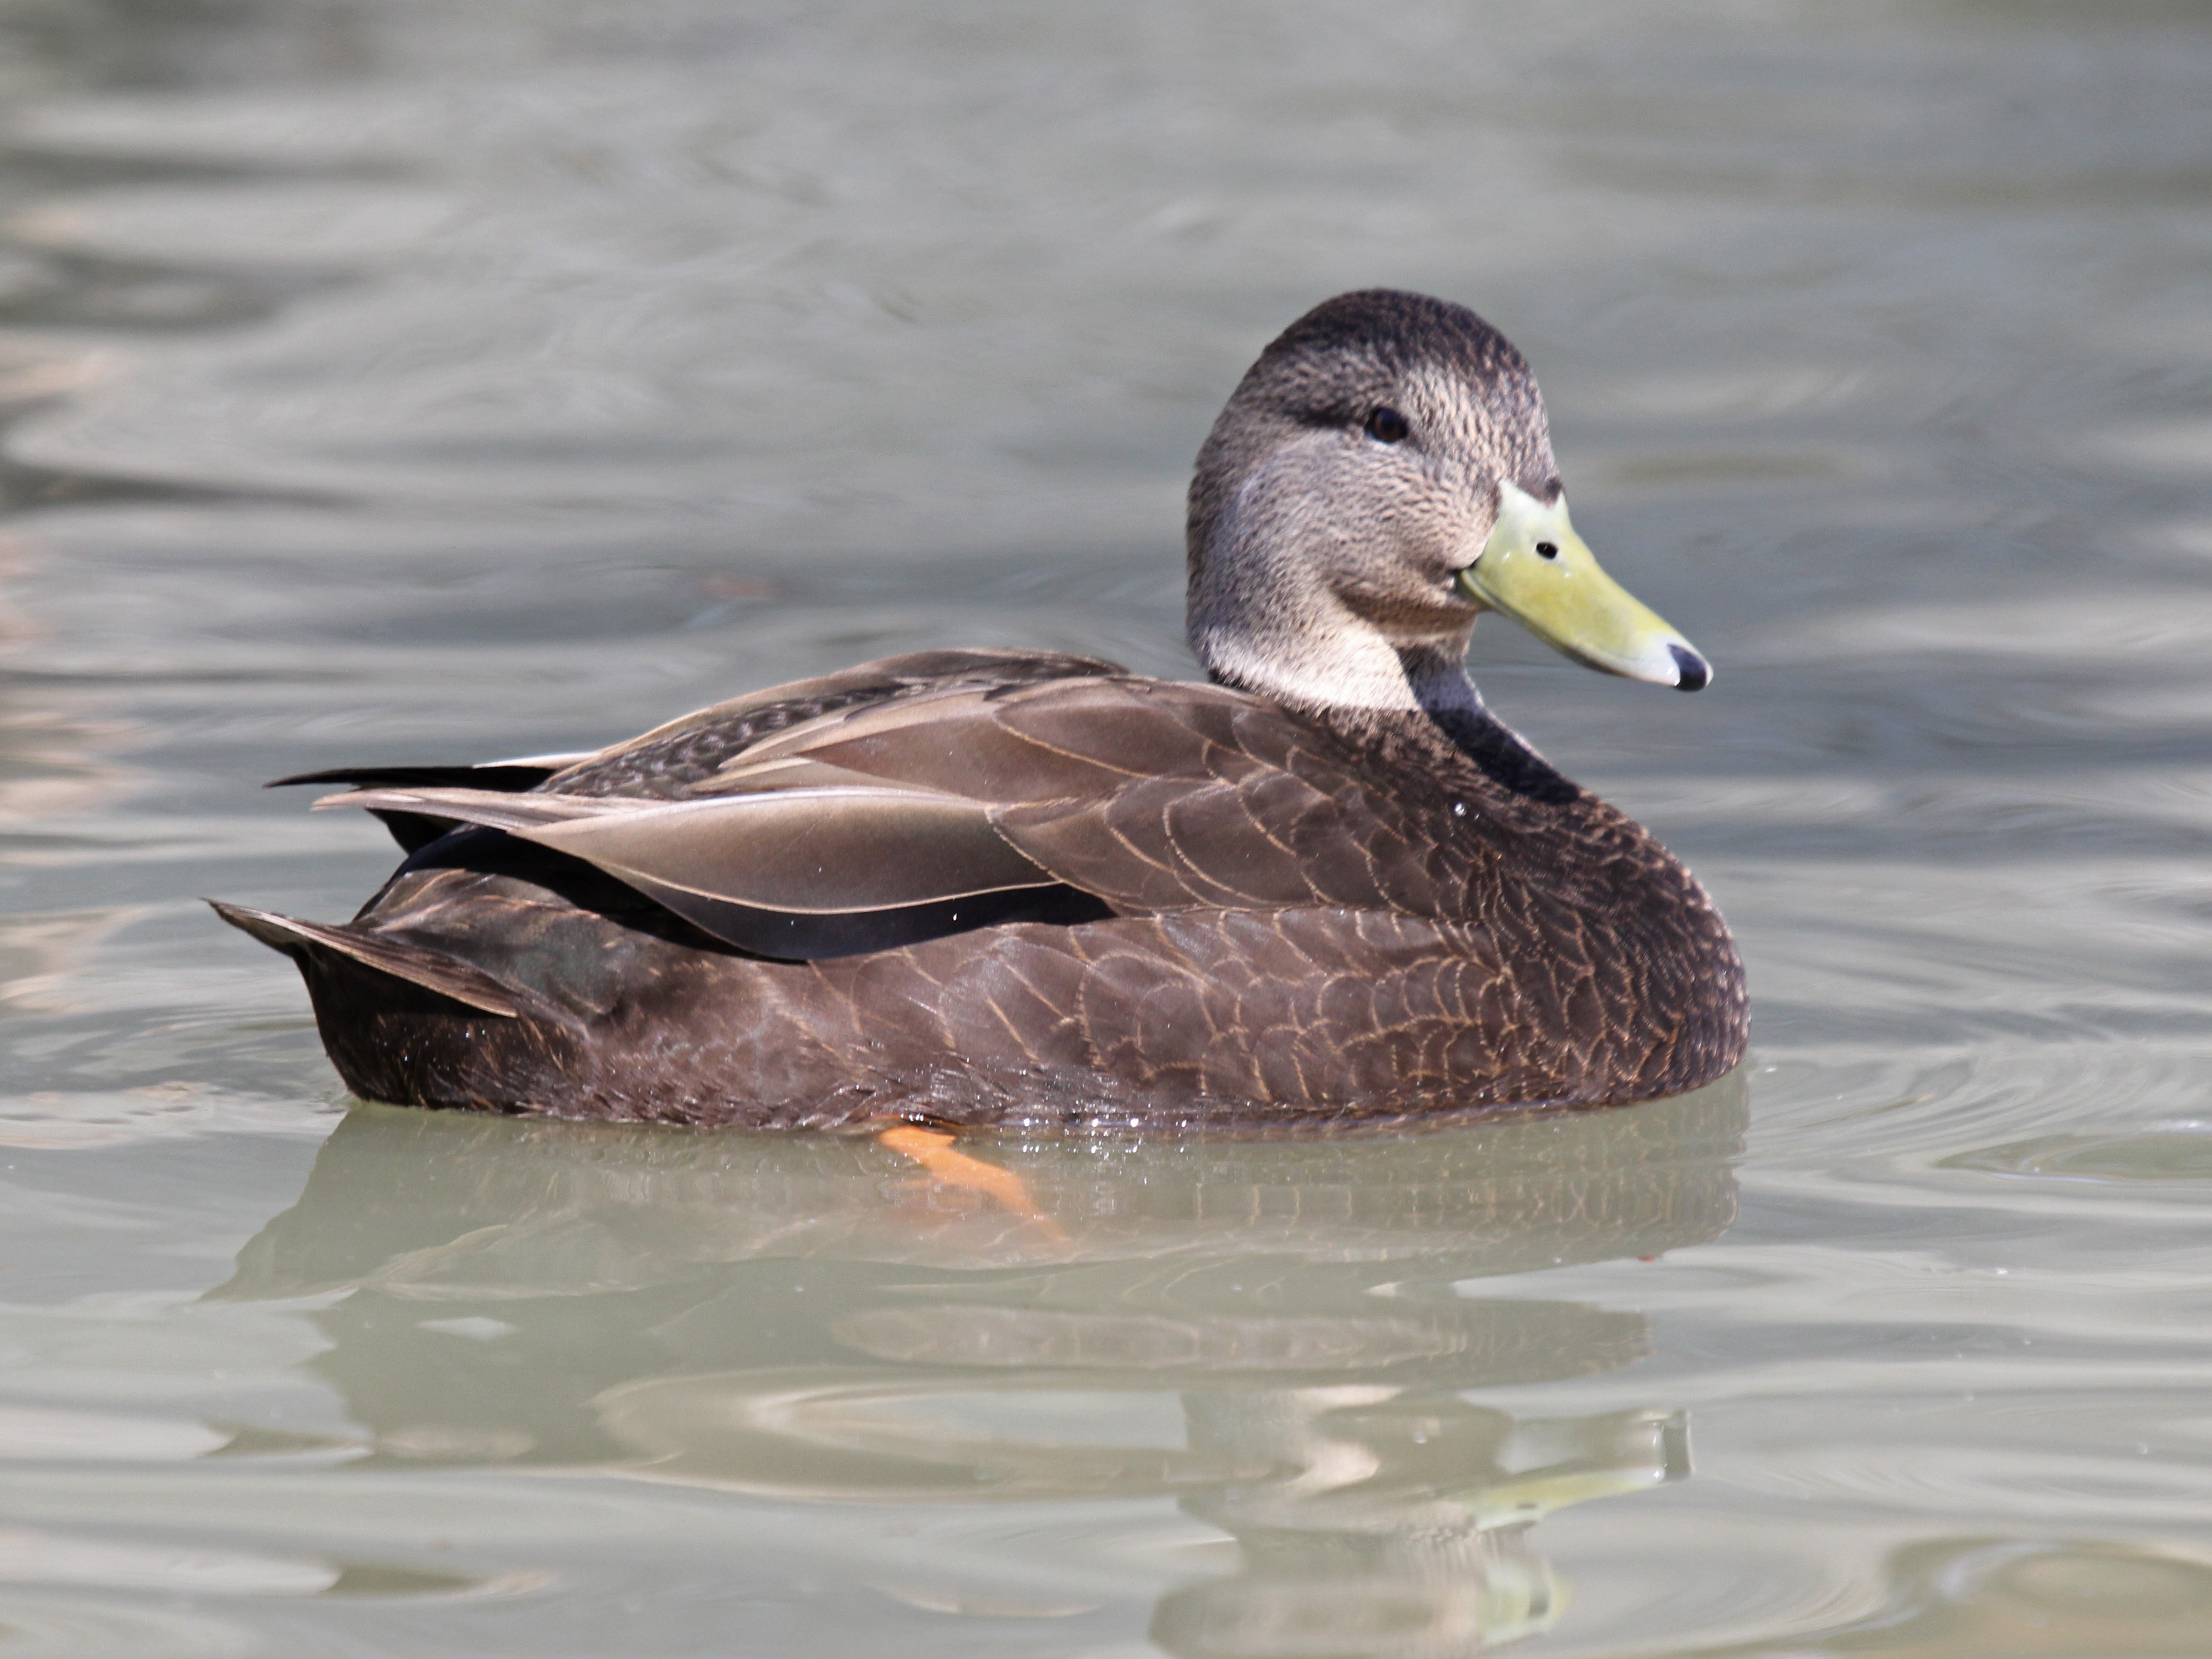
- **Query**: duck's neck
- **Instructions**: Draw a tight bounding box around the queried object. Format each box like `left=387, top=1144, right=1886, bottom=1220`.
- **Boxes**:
left=1186, top=458, right=1478, bottom=715
left=1190, top=600, right=1456, bottom=715
left=1205, top=638, right=1581, bottom=807
left=1216, top=640, right=1480, bottom=718
left=1390, top=649, right=1582, bottom=805
left=1185, top=487, right=1578, bottom=799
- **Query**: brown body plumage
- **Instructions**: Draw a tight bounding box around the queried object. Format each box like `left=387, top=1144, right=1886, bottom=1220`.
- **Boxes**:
left=216, top=291, right=1747, bottom=1128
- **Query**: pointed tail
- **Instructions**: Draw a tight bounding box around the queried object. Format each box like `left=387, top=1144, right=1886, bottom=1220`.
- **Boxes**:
left=208, top=901, right=526, bottom=1019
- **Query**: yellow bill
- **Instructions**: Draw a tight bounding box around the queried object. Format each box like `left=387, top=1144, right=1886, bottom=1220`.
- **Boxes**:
left=1457, top=482, right=1711, bottom=691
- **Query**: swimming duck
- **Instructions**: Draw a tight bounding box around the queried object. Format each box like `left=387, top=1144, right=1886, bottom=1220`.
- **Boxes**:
left=215, top=290, right=1747, bottom=1130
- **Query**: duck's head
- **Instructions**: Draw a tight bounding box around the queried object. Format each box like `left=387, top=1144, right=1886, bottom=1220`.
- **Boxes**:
left=1186, top=289, right=1710, bottom=713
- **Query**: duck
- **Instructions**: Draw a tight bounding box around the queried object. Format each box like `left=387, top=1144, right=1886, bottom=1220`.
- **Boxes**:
left=214, top=289, right=1747, bottom=1132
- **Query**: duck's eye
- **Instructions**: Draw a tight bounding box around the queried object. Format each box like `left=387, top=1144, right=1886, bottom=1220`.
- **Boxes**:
left=1363, top=407, right=1410, bottom=444
left=1535, top=541, right=1559, bottom=560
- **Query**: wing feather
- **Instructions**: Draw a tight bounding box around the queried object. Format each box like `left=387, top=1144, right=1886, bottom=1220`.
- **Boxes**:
left=321, top=784, right=1058, bottom=914
left=296, top=664, right=1482, bottom=963
left=698, top=675, right=1465, bottom=918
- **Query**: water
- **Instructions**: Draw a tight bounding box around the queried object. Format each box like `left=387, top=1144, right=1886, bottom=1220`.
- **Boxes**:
left=2, top=1, right=2210, bottom=1652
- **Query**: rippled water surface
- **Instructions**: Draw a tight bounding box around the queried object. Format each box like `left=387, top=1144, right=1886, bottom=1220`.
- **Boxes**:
left=3, top=2, right=2211, bottom=1653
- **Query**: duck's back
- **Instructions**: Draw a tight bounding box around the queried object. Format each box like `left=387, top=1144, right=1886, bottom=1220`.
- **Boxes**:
left=217, top=650, right=1744, bottom=1128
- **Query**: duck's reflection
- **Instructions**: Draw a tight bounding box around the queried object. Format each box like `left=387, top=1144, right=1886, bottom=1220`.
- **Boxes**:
left=220, top=1077, right=1745, bottom=1655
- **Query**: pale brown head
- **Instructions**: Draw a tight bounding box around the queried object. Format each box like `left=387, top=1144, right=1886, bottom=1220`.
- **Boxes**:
left=1187, top=290, right=1708, bottom=713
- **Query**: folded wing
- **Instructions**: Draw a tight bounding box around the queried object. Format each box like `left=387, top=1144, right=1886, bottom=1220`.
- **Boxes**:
left=300, top=655, right=1472, bottom=962
left=697, top=676, right=1458, bottom=917
left=319, top=781, right=1081, bottom=958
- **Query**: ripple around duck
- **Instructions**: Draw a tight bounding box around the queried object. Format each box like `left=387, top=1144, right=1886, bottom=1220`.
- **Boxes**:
left=1746, top=1042, right=2212, bottom=1199
left=1737, top=1440, right=2212, bottom=1524
left=0, top=1524, right=524, bottom=1612
left=0, top=1082, right=326, bottom=1150
left=1684, top=1537, right=2212, bottom=1659
left=0, top=1526, right=336, bottom=1594
left=0, top=1597, right=256, bottom=1659
left=0, top=1402, right=227, bottom=1462
left=1939, top=1123, right=2212, bottom=1184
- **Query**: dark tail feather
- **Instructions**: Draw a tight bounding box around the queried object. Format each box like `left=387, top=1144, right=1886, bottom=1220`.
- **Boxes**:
left=265, top=763, right=572, bottom=792
left=208, top=901, right=525, bottom=1018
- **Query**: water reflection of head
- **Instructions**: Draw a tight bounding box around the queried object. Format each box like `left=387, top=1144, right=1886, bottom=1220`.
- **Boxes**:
left=222, top=1076, right=1744, bottom=1653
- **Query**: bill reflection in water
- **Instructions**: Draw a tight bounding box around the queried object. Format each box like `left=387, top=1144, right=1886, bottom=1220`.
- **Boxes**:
left=218, top=1077, right=1746, bottom=1655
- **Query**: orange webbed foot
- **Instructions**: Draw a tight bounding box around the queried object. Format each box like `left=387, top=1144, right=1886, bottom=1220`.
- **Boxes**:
left=875, top=1123, right=1067, bottom=1242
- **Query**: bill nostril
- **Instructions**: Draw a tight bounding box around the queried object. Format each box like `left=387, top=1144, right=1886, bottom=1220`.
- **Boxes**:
left=1669, top=644, right=1710, bottom=692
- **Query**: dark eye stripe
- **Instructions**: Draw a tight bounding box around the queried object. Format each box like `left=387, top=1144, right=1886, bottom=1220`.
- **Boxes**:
left=1363, top=407, right=1409, bottom=444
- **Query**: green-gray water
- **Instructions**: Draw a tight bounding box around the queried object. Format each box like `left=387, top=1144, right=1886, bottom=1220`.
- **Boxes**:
left=3, top=3, right=2210, bottom=1653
